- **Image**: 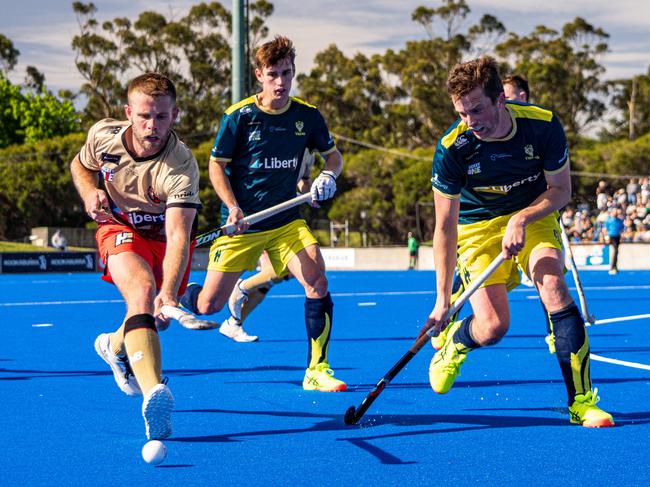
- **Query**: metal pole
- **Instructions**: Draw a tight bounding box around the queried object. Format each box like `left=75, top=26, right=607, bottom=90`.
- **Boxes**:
left=231, top=0, right=245, bottom=104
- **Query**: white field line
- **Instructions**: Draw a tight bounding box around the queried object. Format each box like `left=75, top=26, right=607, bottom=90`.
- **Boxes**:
left=589, top=313, right=650, bottom=325
left=0, top=299, right=124, bottom=307
left=590, top=353, right=650, bottom=371
left=0, top=285, right=648, bottom=307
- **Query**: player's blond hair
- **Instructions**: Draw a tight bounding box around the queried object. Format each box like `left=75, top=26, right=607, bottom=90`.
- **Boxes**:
left=255, top=35, right=296, bottom=72
left=127, top=73, right=177, bottom=103
left=446, top=56, right=503, bottom=103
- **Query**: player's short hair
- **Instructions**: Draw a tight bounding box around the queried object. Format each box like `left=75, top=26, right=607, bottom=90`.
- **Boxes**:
left=127, top=73, right=176, bottom=103
left=503, top=74, right=530, bottom=101
left=255, top=35, right=296, bottom=72
left=446, top=56, right=503, bottom=103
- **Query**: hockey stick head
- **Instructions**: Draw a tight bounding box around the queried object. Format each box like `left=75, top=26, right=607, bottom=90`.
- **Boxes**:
left=344, top=406, right=359, bottom=425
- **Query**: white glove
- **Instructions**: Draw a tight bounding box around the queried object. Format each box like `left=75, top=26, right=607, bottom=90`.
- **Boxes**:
left=311, top=170, right=337, bottom=201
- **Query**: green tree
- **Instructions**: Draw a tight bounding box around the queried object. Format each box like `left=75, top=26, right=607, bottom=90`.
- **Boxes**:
left=575, top=133, right=650, bottom=179
left=327, top=148, right=434, bottom=244
left=71, top=1, right=273, bottom=142
left=496, top=17, right=609, bottom=141
left=0, top=75, right=23, bottom=147
left=0, top=33, right=19, bottom=74
left=0, top=74, right=79, bottom=148
left=606, top=68, right=650, bottom=140
left=296, top=47, right=392, bottom=149
left=0, top=133, right=86, bottom=239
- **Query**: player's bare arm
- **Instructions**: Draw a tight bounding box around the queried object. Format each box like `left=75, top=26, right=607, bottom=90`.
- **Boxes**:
left=322, top=149, right=343, bottom=177
left=208, top=159, right=248, bottom=234
left=70, top=154, right=112, bottom=222
left=502, top=165, right=572, bottom=258
left=419, top=193, right=460, bottom=337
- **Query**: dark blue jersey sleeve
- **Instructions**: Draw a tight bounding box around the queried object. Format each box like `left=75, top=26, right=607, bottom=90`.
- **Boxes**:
left=211, top=112, right=239, bottom=160
left=307, top=110, right=336, bottom=154
left=431, top=138, right=463, bottom=197
left=542, top=114, right=569, bottom=173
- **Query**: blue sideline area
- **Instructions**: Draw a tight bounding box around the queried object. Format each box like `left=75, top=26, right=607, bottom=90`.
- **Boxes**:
left=1, top=270, right=649, bottom=485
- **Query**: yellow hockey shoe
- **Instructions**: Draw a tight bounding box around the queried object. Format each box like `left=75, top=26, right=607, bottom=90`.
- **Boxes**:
left=431, top=323, right=451, bottom=351
left=569, top=388, right=615, bottom=428
left=428, top=320, right=468, bottom=394
left=303, top=363, right=347, bottom=392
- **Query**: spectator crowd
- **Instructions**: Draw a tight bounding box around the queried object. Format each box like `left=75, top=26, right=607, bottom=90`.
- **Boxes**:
left=562, top=177, right=650, bottom=243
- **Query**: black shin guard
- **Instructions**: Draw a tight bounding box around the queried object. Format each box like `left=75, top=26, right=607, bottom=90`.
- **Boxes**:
left=304, top=293, right=334, bottom=368
left=550, top=303, right=591, bottom=404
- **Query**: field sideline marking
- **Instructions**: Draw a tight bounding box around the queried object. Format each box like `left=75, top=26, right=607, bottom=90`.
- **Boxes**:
left=590, top=353, right=650, bottom=371
left=589, top=313, right=650, bottom=325
left=0, top=299, right=124, bottom=307
left=2, top=293, right=650, bottom=308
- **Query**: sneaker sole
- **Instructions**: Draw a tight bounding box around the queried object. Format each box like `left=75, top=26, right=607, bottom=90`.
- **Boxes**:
left=94, top=334, right=141, bottom=397
left=302, top=383, right=347, bottom=392
left=142, top=385, right=174, bottom=440
left=571, top=418, right=615, bottom=428
left=219, top=325, right=259, bottom=342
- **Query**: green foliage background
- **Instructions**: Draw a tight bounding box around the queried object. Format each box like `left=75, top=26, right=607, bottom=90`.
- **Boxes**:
left=0, top=1, right=649, bottom=243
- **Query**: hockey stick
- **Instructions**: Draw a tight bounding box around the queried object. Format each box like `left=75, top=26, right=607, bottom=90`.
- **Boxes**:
left=160, top=305, right=220, bottom=330
left=559, top=221, right=595, bottom=324
left=194, top=192, right=313, bottom=247
left=343, top=253, right=505, bottom=425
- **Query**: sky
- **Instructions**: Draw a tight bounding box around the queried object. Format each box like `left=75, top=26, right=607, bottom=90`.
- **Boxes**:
left=1, top=0, right=649, bottom=94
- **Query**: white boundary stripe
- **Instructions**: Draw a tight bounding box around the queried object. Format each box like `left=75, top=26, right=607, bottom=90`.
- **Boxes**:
left=510, top=284, right=650, bottom=293
left=1, top=292, right=648, bottom=308
left=268, top=291, right=434, bottom=299
left=590, top=353, right=650, bottom=371
left=0, top=299, right=123, bottom=307
left=590, top=313, right=650, bottom=326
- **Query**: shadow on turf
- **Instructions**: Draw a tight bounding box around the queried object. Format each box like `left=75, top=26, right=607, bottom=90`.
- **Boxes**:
left=165, top=406, right=650, bottom=465
left=169, top=407, right=417, bottom=464
left=0, top=365, right=313, bottom=381
left=346, top=376, right=650, bottom=392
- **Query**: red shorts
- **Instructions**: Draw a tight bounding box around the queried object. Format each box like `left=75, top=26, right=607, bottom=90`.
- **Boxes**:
left=96, top=223, right=194, bottom=296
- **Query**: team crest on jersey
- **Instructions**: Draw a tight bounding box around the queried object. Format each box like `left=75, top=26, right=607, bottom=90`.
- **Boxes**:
left=100, top=166, right=115, bottom=181
left=467, top=162, right=481, bottom=175
left=147, top=186, right=161, bottom=204
left=295, top=121, right=305, bottom=136
left=524, top=144, right=537, bottom=160
left=454, top=134, right=469, bottom=148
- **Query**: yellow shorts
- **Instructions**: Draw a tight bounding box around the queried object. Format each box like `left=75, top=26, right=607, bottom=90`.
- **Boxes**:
left=207, top=219, right=319, bottom=275
left=456, top=211, right=562, bottom=291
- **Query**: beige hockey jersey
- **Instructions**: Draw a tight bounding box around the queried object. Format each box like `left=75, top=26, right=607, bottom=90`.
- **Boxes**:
left=79, top=119, right=201, bottom=240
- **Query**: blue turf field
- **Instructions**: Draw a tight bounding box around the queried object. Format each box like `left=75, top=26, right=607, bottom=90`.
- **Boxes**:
left=1, top=269, right=649, bottom=486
